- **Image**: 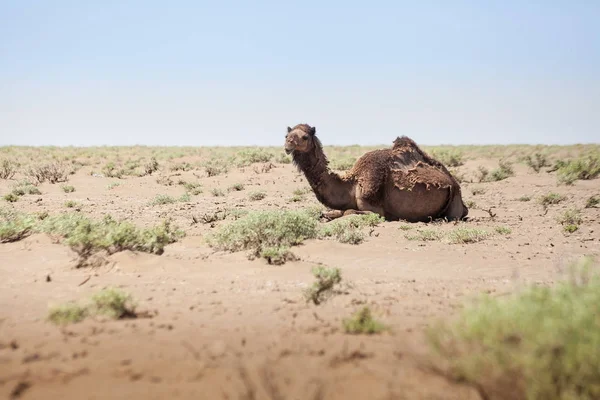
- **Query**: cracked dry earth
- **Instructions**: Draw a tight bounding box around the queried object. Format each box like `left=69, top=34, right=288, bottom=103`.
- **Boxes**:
left=1, top=156, right=599, bottom=400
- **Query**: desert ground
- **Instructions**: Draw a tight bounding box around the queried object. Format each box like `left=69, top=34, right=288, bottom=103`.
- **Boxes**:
left=1, top=143, right=599, bottom=399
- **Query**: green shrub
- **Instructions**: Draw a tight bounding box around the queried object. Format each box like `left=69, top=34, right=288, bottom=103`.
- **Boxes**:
left=47, top=303, right=88, bottom=325
left=558, top=209, right=582, bottom=233
left=556, top=156, right=600, bottom=185
left=0, top=159, right=17, bottom=179
left=488, top=160, right=514, bottom=181
left=319, top=213, right=384, bottom=244
left=343, top=307, right=386, bottom=334
left=149, top=194, right=177, bottom=205
left=204, top=159, right=229, bottom=177
left=211, top=188, right=225, bottom=197
left=303, top=266, right=342, bottom=305
left=331, top=157, right=356, bottom=171
left=91, top=288, right=137, bottom=319
left=524, top=152, right=550, bottom=173
left=61, top=185, right=75, bottom=193
left=208, top=210, right=318, bottom=262
left=431, top=149, right=464, bottom=167
left=446, top=227, right=490, bottom=244
left=495, top=226, right=512, bottom=235
left=427, top=257, right=600, bottom=400
left=517, top=195, right=531, bottom=202
left=235, top=148, right=273, bottom=167
left=539, top=193, right=566, bottom=209
left=249, top=191, right=266, bottom=201
left=0, top=209, right=37, bottom=242
left=586, top=195, right=599, bottom=208
left=405, top=229, right=443, bottom=241
left=229, top=183, right=245, bottom=191
left=3, top=192, right=18, bottom=202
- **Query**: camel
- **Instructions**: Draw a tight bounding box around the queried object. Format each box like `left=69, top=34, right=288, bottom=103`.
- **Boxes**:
left=284, top=123, right=468, bottom=222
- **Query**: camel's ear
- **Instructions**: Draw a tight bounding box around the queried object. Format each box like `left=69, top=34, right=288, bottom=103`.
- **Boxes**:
left=287, top=126, right=292, bottom=133
left=310, top=126, right=316, bottom=136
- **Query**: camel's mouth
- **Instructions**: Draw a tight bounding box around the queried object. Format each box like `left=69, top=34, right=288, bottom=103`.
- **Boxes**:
left=285, top=148, right=293, bottom=155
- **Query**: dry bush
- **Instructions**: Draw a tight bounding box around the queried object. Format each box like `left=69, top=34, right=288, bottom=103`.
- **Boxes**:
left=28, top=162, right=69, bottom=184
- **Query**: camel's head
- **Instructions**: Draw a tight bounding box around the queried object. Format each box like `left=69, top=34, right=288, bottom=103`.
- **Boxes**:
left=284, top=124, right=316, bottom=154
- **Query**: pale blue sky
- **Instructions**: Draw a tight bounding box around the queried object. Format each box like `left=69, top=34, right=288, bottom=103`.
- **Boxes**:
left=1, top=1, right=598, bottom=146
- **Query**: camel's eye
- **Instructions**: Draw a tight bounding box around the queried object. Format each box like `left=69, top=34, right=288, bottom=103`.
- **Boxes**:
left=302, top=135, right=309, bottom=140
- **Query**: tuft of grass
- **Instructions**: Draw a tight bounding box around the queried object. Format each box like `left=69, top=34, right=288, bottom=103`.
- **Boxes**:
left=204, top=159, right=229, bottom=177
left=107, top=182, right=120, bottom=190
left=274, top=153, right=292, bottom=164
left=0, top=159, right=18, bottom=179
left=303, top=266, right=342, bottom=305
left=149, top=194, right=177, bottom=205
left=465, top=200, right=477, bottom=209
left=427, top=257, right=600, bottom=400
left=319, top=213, right=384, bottom=244
left=178, top=193, right=191, bottom=202
left=517, top=195, right=531, bottom=202
left=405, top=229, right=443, bottom=242
left=539, top=192, right=566, bottom=209
left=61, top=185, right=75, bottom=193
left=211, top=188, right=225, bottom=197
left=12, top=182, right=41, bottom=196
left=446, top=227, right=490, bottom=244
left=169, top=162, right=193, bottom=172
left=488, top=160, right=515, bottom=182
left=555, top=155, right=600, bottom=185
left=289, top=194, right=304, bottom=203
left=229, top=183, right=245, bottom=192
left=249, top=191, right=266, bottom=201
left=259, top=246, right=295, bottom=265
left=524, top=152, right=550, bottom=173
left=47, top=303, right=88, bottom=325
left=3, top=192, right=19, bottom=202
left=0, top=209, right=37, bottom=242
left=585, top=195, right=599, bottom=209
left=398, top=224, right=413, bottom=231
left=470, top=187, right=486, bottom=196
left=343, top=307, right=386, bottom=334
left=183, top=182, right=203, bottom=195
left=208, top=210, right=318, bottom=263
left=143, top=157, right=159, bottom=175
left=495, top=226, right=512, bottom=235
left=101, top=162, right=125, bottom=179
left=476, top=166, right=489, bottom=183
left=557, top=209, right=582, bottom=233
left=48, top=288, right=138, bottom=325
left=91, top=288, right=137, bottom=319
left=64, top=200, right=80, bottom=208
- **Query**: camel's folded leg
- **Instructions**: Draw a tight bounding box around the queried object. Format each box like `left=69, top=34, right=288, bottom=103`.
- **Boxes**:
left=321, top=209, right=374, bottom=221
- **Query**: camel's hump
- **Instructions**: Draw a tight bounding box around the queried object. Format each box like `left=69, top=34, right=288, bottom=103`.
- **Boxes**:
left=392, top=136, right=419, bottom=150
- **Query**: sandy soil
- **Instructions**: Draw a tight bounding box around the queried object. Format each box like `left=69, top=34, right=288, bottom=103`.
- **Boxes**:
left=1, top=152, right=599, bottom=400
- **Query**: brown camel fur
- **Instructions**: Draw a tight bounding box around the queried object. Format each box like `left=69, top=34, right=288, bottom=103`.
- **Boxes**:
left=284, top=123, right=468, bottom=222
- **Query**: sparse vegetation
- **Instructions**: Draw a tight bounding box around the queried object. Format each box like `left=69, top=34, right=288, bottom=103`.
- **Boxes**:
left=143, top=157, right=159, bottom=175
left=235, top=148, right=273, bottom=167
left=319, top=213, right=384, bottom=244
left=211, top=188, right=225, bottom=197
left=586, top=195, right=599, bottom=208
left=249, top=191, right=266, bottom=201
left=3, top=192, right=19, bottom=202
left=555, top=155, right=600, bottom=185
left=149, top=194, right=177, bottom=206
left=61, top=185, right=75, bottom=193
left=405, top=229, right=443, bottom=242
left=470, top=187, right=486, bottom=196
left=64, top=200, right=80, bottom=208
left=183, top=182, right=203, bottom=195
left=539, top=192, right=566, bottom=209
left=208, top=210, right=318, bottom=263
left=47, top=303, right=88, bottom=325
left=204, top=159, right=229, bottom=177
left=488, top=160, right=514, bottom=182
left=431, top=149, right=464, bottom=167
left=0, top=209, right=37, bottom=242
left=427, top=256, right=600, bottom=400
left=331, top=157, right=356, bottom=171
left=446, top=227, right=490, bottom=244
left=343, top=307, right=386, bottom=334
left=495, top=226, right=512, bottom=235
left=28, top=162, right=70, bottom=184
left=91, top=288, right=137, bottom=319
left=229, top=183, right=245, bottom=191
left=48, top=288, right=138, bottom=325
left=303, top=266, right=342, bottom=305
left=107, top=182, right=120, bottom=190
left=0, top=159, right=17, bottom=179
left=517, top=195, right=531, bottom=202
left=524, top=152, right=550, bottom=173
left=558, top=209, right=582, bottom=233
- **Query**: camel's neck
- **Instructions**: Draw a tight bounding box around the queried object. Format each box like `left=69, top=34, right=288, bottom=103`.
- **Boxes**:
left=292, top=145, right=356, bottom=210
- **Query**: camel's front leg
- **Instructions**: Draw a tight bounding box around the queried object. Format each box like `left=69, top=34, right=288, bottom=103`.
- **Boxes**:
left=321, top=209, right=376, bottom=221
